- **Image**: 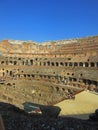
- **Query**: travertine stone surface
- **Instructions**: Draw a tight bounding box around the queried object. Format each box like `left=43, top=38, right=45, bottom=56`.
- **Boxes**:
left=0, top=36, right=98, bottom=108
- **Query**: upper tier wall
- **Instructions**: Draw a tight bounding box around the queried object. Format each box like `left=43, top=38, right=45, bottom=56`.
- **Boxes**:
left=0, top=36, right=98, bottom=56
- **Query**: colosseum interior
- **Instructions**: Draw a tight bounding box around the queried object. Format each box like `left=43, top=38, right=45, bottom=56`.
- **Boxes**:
left=0, top=36, right=98, bottom=110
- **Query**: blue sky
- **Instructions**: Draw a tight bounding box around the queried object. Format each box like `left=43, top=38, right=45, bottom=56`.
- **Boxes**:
left=0, top=0, right=98, bottom=42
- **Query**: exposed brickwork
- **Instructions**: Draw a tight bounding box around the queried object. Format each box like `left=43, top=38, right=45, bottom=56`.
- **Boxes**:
left=0, top=36, right=98, bottom=108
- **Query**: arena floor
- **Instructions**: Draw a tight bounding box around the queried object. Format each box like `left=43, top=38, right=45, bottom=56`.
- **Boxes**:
left=55, top=90, right=98, bottom=119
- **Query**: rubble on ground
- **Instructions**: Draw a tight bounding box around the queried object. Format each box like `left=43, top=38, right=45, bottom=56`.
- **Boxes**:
left=0, top=102, right=98, bottom=130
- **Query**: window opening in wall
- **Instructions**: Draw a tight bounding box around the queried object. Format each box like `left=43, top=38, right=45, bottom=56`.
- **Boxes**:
left=43, top=62, right=46, bottom=66
left=1, top=61, right=4, bottom=64
left=91, top=62, right=95, bottom=67
left=6, top=70, right=8, bottom=73
left=69, top=62, right=72, bottom=66
left=47, top=61, right=50, bottom=66
left=10, top=71, right=13, bottom=76
left=10, top=61, right=12, bottom=64
left=60, top=62, right=64, bottom=66
left=85, top=62, right=89, bottom=67
left=24, top=74, right=26, bottom=77
left=79, top=62, right=83, bottom=67
left=30, top=60, right=33, bottom=65
left=28, top=74, right=30, bottom=77
left=68, top=58, right=71, bottom=60
left=80, top=73, right=83, bottom=76
left=97, top=62, right=98, bottom=67
left=22, top=61, right=25, bottom=65
left=18, top=58, right=21, bottom=60
left=67, top=73, right=69, bottom=75
left=74, top=62, right=78, bottom=67
left=56, top=62, right=59, bottom=66
left=51, top=62, right=54, bottom=66
left=32, top=75, right=34, bottom=78
left=65, top=62, right=67, bottom=66
left=72, top=73, right=74, bottom=76
left=14, top=61, right=17, bottom=65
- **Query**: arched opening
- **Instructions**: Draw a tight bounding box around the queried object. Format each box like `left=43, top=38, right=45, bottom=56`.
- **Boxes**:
left=96, top=62, right=98, bottom=67
left=51, top=62, right=54, bottom=66
left=25, top=60, right=28, bottom=65
left=74, top=62, right=78, bottom=67
left=65, top=62, right=68, bottom=66
left=1, top=61, right=4, bottom=64
left=22, top=61, right=25, bottom=65
left=85, top=62, right=89, bottom=67
left=10, top=61, right=13, bottom=65
left=30, top=60, right=33, bottom=65
left=10, top=71, right=13, bottom=76
left=6, top=70, right=9, bottom=73
left=43, top=62, right=46, bottom=66
left=69, top=62, right=72, bottom=66
left=62, top=88, right=65, bottom=91
left=47, top=61, right=50, bottom=66
left=14, top=61, right=17, bottom=65
left=56, top=62, right=59, bottom=66
left=90, top=62, right=95, bottom=67
left=79, top=62, right=83, bottom=67
left=18, top=58, right=21, bottom=60
left=60, top=62, right=64, bottom=66
left=24, top=74, right=26, bottom=78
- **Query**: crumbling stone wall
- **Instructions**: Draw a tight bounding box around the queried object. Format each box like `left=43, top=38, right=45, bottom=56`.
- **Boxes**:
left=0, top=36, right=98, bottom=107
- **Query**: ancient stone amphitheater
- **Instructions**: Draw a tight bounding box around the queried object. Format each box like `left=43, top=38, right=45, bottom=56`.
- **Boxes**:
left=0, top=36, right=98, bottom=110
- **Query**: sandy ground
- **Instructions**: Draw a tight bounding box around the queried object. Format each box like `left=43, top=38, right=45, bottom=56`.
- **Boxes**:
left=55, top=90, right=98, bottom=119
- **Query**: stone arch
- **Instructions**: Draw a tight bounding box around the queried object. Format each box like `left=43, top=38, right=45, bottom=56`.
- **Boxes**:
left=55, top=62, right=59, bottom=66
left=47, top=61, right=50, bottom=66
left=6, top=70, right=9, bottom=73
left=30, top=59, right=33, bottom=65
left=9, top=61, right=13, bottom=65
left=69, top=62, right=72, bottom=66
left=14, top=61, right=17, bottom=65
left=79, top=62, right=83, bottom=67
left=25, top=60, right=28, bottom=65
left=90, top=62, right=95, bottom=67
left=43, top=62, right=46, bottom=66
left=85, top=62, right=89, bottom=67
left=1, top=61, right=4, bottom=64
left=60, top=62, right=64, bottom=66
left=96, top=62, right=98, bottom=67
left=74, top=62, right=78, bottom=67
left=65, top=62, right=68, bottom=66
left=62, top=88, right=65, bottom=91
left=51, top=62, right=55, bottom=66
left=10, top=71, right=13, bottom=76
